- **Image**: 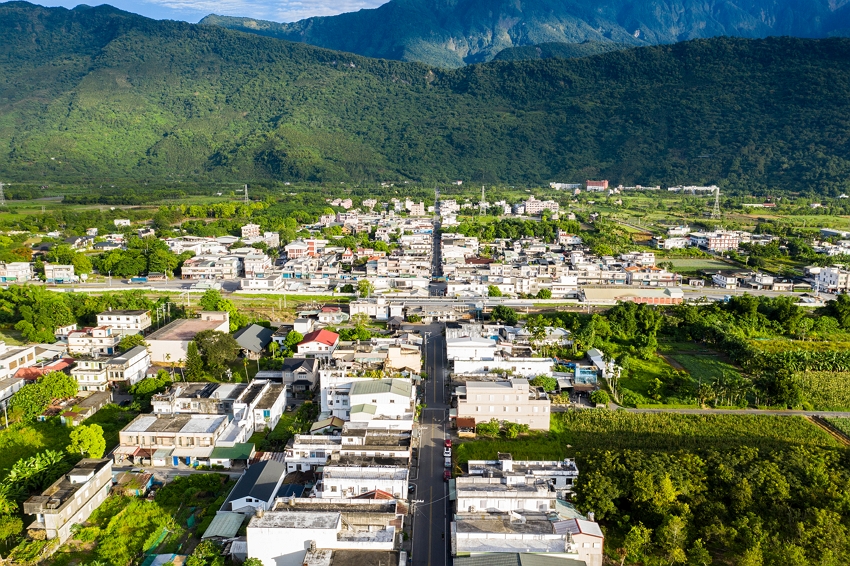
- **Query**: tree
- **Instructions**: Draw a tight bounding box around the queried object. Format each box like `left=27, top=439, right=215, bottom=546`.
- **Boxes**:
left=282, top=330, right=303, bottom=357
left=590, top=389, right=610, bottom=405
left=243, top=560, right=263, bottom=566
left=194, top=330, right=240, bottom=375
left=68, top=424, right=106, bottom=458
left=487, top=285, right=502, bottom=297
left=529, top=376, right=558, bottom=392
left=117, top=333, right=148, bottom=353
left=620, top=523, right=652, bottom=566
left=536, top=288, right=552, bottom=299
left=351, top=312, right=370, bottom=328
left=268, top=341, right=280, bottom=359
left=10, top=371, right=78, bottom=420
left=358, top=279, right=374, bottom=298
left=186, top=341, right=204, bottom=380
left=476, top=418, right=501, bottom=436
left=199, top=289, right=224, bottom=311
left=186, top=540, right=224, bottom=566
left=491, top=305, right=518, bottom=326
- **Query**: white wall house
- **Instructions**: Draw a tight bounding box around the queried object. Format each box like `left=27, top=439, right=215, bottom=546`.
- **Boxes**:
left=96, top=310, right=152, bottom=335
left=446, top=337, right=497, bottom=361
left=320, top=465, right=408, bottom=499
left=67, top=327, right=120, bottom=357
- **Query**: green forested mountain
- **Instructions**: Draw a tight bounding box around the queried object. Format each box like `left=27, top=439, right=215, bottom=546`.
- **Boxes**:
left=2, top=2, right=850, bottom=192
left=491, top=42, right=628, bottom=62
left=201, top=0, right=850, bottom=68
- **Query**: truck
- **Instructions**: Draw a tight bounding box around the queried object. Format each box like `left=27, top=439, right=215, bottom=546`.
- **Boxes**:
left=130, top=277, right=148, bottom=284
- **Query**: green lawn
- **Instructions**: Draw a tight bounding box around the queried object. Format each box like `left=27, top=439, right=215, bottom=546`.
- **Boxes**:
left=0, top=327, right=26, bottom=346
left=665, top=258, right=730, bottom=271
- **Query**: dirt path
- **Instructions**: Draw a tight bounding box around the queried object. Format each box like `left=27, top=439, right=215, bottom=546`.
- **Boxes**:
left=808, top=416, right=850, bottom=447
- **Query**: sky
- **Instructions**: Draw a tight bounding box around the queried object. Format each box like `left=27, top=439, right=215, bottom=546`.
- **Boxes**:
left=26, top=0, right=388, bottom=23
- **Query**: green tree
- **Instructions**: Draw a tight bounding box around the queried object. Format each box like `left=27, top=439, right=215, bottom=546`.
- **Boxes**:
left=536, top=288, right=552, bottom=299
left=186, top=341, right=205, bottom=380
left=199, top=289, right=224, bottom=311
left=620, top=523, right=652, bottom=566
left=268, top=341, right=280, bottom=359
left=282, top=330, right=303, bottom=357
left=590, top=389, right=610, bottom=405
left=529, top=376, right=558, bottom=392
left=358, top=279, right=374, bottom=298
left=71, top=252, right=93, bottom=275
left=117, top=333, right=148, bottom=353
left=487, top=285, right=502, bottom=297
left=243, top=559, right=263, bottom=566
left=491, top=305, right=518, bottom=326
left=194, top=330, right=240, bottom=375
left=68, top=424, right=106, bottom=458
left=476, top=418, right=501, bottom=436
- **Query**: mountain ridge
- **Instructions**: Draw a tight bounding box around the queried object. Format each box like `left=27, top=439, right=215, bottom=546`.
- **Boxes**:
left=2, top=2, right=850, bottom=193
left=200, top=0, right=850, bottom=67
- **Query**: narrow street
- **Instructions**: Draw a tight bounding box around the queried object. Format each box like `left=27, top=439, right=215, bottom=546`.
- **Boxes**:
left=411, top=322, right=450, bottom=566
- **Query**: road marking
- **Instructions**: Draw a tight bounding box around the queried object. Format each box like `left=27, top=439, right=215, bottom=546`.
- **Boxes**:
left=427, top=486, right=433, bottom=566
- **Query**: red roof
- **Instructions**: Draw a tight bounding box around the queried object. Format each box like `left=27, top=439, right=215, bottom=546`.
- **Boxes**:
left=354, top=489, right=395, bottom=500
left=299, top=329, right=339, bottom=347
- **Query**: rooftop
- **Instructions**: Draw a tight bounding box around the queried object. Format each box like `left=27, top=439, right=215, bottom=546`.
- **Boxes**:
left=123, top=414, right=226, bottom=434
left=248, top=510, right=340, bottom=529
left=256, top=384, right=285, bottom=410
left=147, top=316, right=228, bottom=342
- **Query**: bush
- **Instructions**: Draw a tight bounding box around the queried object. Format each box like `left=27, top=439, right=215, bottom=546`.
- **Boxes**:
left=590, top=390, right=610, bottom=405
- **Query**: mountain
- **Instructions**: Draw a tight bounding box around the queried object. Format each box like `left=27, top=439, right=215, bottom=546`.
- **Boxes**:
left=2, top=2, right=850, bottom=192
left=200, top=0, right=850, bottom=68
left=492, top=42, right=628, bottom=62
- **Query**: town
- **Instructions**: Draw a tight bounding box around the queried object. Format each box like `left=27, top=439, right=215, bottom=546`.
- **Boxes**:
left=0, top=180, right=848, bottom=566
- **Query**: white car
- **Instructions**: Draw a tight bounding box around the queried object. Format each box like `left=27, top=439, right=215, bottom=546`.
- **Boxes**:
left=443, top=448, right=451, bottom=458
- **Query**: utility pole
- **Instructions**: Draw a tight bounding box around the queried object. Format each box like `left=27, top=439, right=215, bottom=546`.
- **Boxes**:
left=244, top=184, right=249, bottom=205
left=0, top=182, right=6, bottom=206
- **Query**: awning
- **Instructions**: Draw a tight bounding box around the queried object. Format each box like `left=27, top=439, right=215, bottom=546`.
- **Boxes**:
left=113, top=446, right=140, bottom=455
left=153, top=448, right=174, bottom=459
left=449, top=409, right=457, bottom=418
left=135, top=449, right=153, bottom=459
left=171, top=447, right=214, bottom=458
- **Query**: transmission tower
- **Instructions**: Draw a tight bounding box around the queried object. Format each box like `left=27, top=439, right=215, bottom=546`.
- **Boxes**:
left=0, top=182, right=6, bottom=206
left=710, top=186, right=721, bottom=219
left=480, top=185, right=485, bottom=216
left=243, top=184, right=249, bottom=205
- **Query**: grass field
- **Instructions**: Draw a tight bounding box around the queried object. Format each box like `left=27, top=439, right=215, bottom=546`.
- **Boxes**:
left=660, top=341, right=741, bottom=382
left=664, top=258, right=731, bottom=271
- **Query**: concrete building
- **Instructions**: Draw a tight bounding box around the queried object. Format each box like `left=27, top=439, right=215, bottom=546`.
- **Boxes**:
left=320, top=465, right=409, bottom=499
left=146, top=311, right=229, bottom=364
left=455, top=379, right=551, bottom=430
left=0, top=262, right=34, bottom=282
left=815, top=266, right=850, bottom=293
left=348, top=379, right=414, bottom=423
left=297, top=329, right=340, bottom=358
left=689, top=230, right=740, bottom=252
left=117, top=414, right=230, bottom=467
left=0, top=376, right=26, bottom=405
left=221, top=459, right=287, bottom=513
left=44, top=263, right=76, bottom=283
left=23, top=459, right=113, bottom=543
left=96, top=309, right=152, bottom=335
left=0, top=344, right=39, bottom=381
left=242, top=223, right=261, bottom=240
left=106, top=345, right=151, bottom=387
left=67, top=327, right=120, bottom=357
left=446, top=337, right=497, bottom=361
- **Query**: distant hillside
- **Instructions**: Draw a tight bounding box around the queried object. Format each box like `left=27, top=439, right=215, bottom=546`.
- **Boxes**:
left=201, top=0, right=850, bottom=68
left=492, top=42, right=628, bottom=62
left=2, top=3, right=850, bottom=192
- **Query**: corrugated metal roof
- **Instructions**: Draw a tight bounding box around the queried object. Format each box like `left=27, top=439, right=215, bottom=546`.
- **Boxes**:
left=233, top=324, right=274, bottom=353
left=210, top=443, right=255, bottom=461
left=202, top=512, right=244, bottom=539
left=350, top=379, right=412, bottom=398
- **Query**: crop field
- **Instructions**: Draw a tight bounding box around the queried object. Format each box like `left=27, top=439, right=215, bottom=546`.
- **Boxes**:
left=661, top=342, right=741, bottom=382
left=825, top=418, right=850, bottom=437
left=793, top=372, right=850, bottom=410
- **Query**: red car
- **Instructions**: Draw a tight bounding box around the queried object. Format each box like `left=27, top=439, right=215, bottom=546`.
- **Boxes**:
left=444, top=438, right=452, bottom=449
left=443, top=470, right=451, bottom=481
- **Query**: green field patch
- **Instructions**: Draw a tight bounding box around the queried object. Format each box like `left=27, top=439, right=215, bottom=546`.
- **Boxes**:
left=665, top=258, right=730, bottom=271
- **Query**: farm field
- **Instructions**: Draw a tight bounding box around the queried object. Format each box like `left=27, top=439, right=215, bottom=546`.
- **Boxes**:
left=664, top=258, right=731, bottom=271
left=660, top=341, right=741, bottom=382
left=825, top=418, right=850, bottom=438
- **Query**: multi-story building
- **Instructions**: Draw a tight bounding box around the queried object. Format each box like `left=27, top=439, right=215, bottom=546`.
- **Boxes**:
left=456, top=379, right=551, bottom=430
left=146, top=311, right=229, bottom=364
left=44, top=263, right=75, bottom=283
left=180, top=256, right=241, bottom=280
left=105, top=345, right=151, bottom=387
left=524, top=196, right=559, bottom=215
left=95, top=309, right=152, bottom=335
left=689, top=230, right=740, bottom=252
left=243, top=253, right=273, bottom=278
left=0, top=262, right=34, bottom=282
left=241, top=223, right=261, bottom=239
left=297, top=329, right=340, bottom=358
left=71, top=359, right=110, bottom=392
left=815, top=266, right=850, bottom=293
left=118, top=414, right=230, bottom=466
left=0, top=344, right=38, bottom=381
left=586, top=180, right=609, bottom=191
left=23, top=459, right=113, bottom=543
left=67, top=327, right=120, bottom=357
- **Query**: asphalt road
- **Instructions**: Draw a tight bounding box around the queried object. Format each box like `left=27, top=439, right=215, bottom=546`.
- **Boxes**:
left=411, top=322, right=450, bottom=566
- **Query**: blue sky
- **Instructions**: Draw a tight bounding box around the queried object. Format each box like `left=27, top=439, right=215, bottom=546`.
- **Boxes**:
left=28, top=0, right=388, bottom=23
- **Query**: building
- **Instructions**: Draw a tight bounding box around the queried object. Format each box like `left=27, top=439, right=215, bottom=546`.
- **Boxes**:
left=23, top=459, right=113, bottom=543
left=221, top=459, right=287, bottom=513
left=580, top=287, right=684, bottom=305
left=455, top=379, right=551, bottom=430
left=0, top=376, right=26, bottom=405
left=180, top=256, right=241, bottom=280
left=712, top=273, right=739, bottom=290
left=0, top=344, right=39, bottom=381
left=96, top=310, right=152, bottom=335
left=44, top=263, right=76, bottom=283
left=0, top=262, right=34, bottom=282
left=348, top=379, right=414, bottom=423
left=114, top=219, right=131, bottom=227
left=689, top=231, right=740, bottom=252
left=321, top=465, right=409, bottom=499
left=117, top=414, right=230, bottom=467
left=70, top=358, right=110, bottom=392
left=67, top=327, right=120, bottom=357
left=280, top=357, right=320, bottom=392
left=815, top=266, right=850, bottom=293
left=523, top=196, right=559, bottom=215
left=233, top=324, right=275, bottom=360
left=146, top=312, right=230, bottom=364
left=106, top=345, right=151, bottom=387
left=586, top=180, right=608, bottom=191
left=297, top=329, right=340, bottom=358
left=446, top=337, right=497, bottom=361
left=242, top=223, right=262, bottom=240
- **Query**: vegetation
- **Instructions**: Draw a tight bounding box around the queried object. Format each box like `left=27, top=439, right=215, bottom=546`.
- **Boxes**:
left=458, top=411, right=849, bottom=565
left=2, top=4, right=850, bottom=191
left=253, top=402, right=319, bottom=451
left=67, top=424, right=106, bottom=459
left=9, top=372, right=78, bottom=421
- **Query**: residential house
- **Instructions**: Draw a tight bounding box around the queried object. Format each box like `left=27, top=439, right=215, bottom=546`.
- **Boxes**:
left=67, top=327, right=120, bottom=357
left=233, top=324, right=275, bottom=360
left=117, top=414, right=230, bottom=467
left=105, top=345, right=151, bottom=387
left=242, top=224, right=261, bottom=240
left=280, top=358, right=319, bottom=392
left=297, top=329, right=340, bottom=358
left=455, top=379, right=551, bottom=431
left=96, top=309, right=152, bottom=335
left=348, top=379, right=414, bottom=423
left=221, top=459, right=287, bottom=514
left=23, top=459, right=113, bottom=543
left=44, top=263, right=76, bottom=283
left=0, top=262, right=34, bottom=282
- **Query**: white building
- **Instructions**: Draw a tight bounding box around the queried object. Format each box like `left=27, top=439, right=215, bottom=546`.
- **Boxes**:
left=815, top=266, right=850, bottom=293
left=712, top=273, right=739, bottom=289
left=96, top=310, right=152, bottom=335
left=44, top=263, right=76, bottom=283
left=0, top=262, right=34, bottom=283
left=455, top=379, right=551, bottom=430
left=348, top=379, right=414, bottom=423
left=242, top=223, right=261, bottom=239
left=446, top=337, right=497, bottom=361
left=321, top=465, right=408, bottom=499
left=146, top=311, right=230, bottom=364
left=67, top=327, right=120, bottom=357
left=296, top=329, right=340, bottom=358
left=106, top=345, right=151, bottom=387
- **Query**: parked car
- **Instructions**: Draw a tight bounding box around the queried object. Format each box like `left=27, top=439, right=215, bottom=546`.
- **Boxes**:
left=443, top=470, right=451, bottom=481
left=444, top=457, right=452, bottom=468
left=408, top=484, right=416, bottom=493
left=443, top=448, right=451, bottom=458
left=444, top=438, right=452, bottom=448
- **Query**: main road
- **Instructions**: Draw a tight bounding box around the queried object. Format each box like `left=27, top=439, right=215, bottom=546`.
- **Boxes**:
left=411, top=322, right=450, bottom=566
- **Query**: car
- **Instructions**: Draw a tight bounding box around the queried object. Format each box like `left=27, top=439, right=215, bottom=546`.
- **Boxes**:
left=444, top=438, right=452, bottom=449
left=443, top=470, right=451, bottom=481
left=408, top=484, right=416, bottom=493
left=443, top=448, right=451, bottom=458
left=444, top=457, right=452, bottom=468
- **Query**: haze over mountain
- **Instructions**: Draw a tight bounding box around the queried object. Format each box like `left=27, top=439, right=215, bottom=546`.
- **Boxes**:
left=2, top=2, right=850, bottom=192
left=201, top=0, right=850, bottom=67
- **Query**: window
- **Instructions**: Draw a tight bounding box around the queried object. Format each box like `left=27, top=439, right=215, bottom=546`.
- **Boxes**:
left=331, top=486, right=337, bottom=492
left=480, top=500, right=487, bottom=509
left=489, top=406, right=494, bottom=412
left=263, top=410, right=270, bottom=418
